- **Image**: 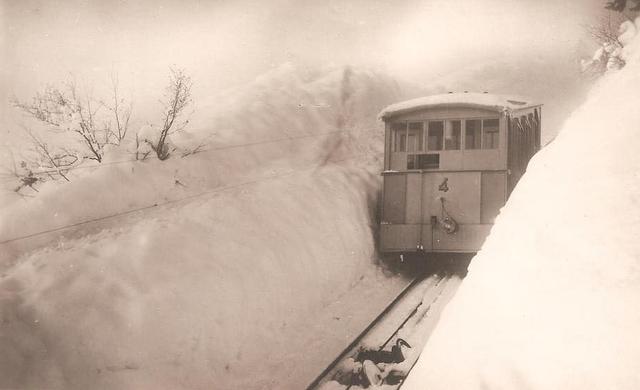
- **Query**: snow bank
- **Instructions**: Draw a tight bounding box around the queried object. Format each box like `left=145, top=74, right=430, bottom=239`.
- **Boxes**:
left=0, top=65, right=405, bottom=263
left=0, top=164, right=381, bottom=389
left=403, top=17, right=640, bottom=390
left=0, top=65, right=413, bottom=389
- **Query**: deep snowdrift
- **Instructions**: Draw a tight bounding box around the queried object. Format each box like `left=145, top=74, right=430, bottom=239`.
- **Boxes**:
left=0, top=66, right=409, bottom=389
left=403, top=18, right=640, bottom=390
left=1, top=163, right=383, bottom=390
left=0, top=66, right=405, bottom=263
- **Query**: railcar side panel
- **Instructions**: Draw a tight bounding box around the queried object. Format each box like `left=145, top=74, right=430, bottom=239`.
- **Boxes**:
left=384, top=122, right=392, bottom=171
left=380, top=224, right=420, bottom=252
left=432, top=224, right=493, bottom=252
left=405, top=173, right=423, bottom=224
left=480, top=172, right=507, bottom=224
left=382, top=174, right=406, bottom=224
left=507, top=108, right=542, bottom=195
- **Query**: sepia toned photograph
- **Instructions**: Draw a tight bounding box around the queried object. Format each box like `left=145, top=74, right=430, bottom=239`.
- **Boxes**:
left=1, top=0, right=639, bottom=389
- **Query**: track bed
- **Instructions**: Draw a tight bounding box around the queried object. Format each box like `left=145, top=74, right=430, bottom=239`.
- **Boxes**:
left=308, top=262, right=466, bottom=390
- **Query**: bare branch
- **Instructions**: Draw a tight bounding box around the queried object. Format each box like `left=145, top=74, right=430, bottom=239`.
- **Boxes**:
left=21, top=126, right=73, bottom=181
left=101, top=72, right=133, bottom=144
left=180, top=141, right=207, bottom=158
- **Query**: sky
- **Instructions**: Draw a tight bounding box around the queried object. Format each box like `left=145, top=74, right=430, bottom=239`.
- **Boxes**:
left=0, top=0, right=608, bottom=154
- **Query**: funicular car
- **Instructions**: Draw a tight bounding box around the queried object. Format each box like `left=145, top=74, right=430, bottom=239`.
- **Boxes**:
left=379, top=92, right=542, bottom=254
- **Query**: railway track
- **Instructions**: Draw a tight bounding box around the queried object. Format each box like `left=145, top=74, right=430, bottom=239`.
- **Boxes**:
left=307, top=269, right=463, bottom=390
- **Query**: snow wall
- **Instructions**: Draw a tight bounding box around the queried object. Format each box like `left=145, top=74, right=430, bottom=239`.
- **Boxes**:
left=403, top=18, right=640, bottom=390
left=0, top=67, right=408, bottom=389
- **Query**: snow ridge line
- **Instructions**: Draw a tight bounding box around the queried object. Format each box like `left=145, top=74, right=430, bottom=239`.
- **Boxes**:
left=0, top=129, right=348, bottom=177
left=0, top=153, right=368, bottom=246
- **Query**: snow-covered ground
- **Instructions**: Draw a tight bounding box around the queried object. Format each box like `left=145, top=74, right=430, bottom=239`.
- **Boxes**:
left=403, top=17, right=640, bottom=390
left=0, top=67, right=414, bottom=389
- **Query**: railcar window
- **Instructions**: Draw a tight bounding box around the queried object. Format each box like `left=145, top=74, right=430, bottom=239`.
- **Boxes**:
left=465, top=119, right=482, bottom=149
left=427, top=121, right=444, bottom=151
left=392, top=122, right=407, bottom=152
left=445, top=120, right=461, bottom=150
left=417, top=153, right=439, bottom=169
left=407, top=122, right=424, bottom=152
left=407, top=153, right=440, bottom=169
left=407, top=154, right=416, bottom=169
left=482, top=119, right=499, bottom=149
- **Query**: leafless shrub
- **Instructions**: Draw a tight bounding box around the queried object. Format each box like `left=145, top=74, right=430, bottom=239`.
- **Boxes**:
left=1, top=140, right=75, bottom=195
left=12, top=76, right=134, bottom=165
left=148, top=67, right=193, bottom=160
left=581, top=13, right=628, bottom=77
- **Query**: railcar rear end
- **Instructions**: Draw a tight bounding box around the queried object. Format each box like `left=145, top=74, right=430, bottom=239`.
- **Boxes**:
left=379, top=92, right=541, bottom=254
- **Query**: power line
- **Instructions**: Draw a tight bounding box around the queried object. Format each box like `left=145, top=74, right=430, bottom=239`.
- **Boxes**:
left=13, top=130, right=347, bottom=177
left=0, top=154, right=367, bottom=246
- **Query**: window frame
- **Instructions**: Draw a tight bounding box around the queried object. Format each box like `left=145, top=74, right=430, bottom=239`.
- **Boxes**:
left=407, top=121, right=425, bottom=153
left=427, top=120, right=445, bottom=151
left=464, top=118, right=482, bottom=150
left=390, top=115, right=502, bottom=170
left=391, top=122, right=408, bottom=152
left=462, top=117, right=501, bottom=150
left=481, top=118, right=500, bottom=150
left=444, top=119, right=462, bottom=150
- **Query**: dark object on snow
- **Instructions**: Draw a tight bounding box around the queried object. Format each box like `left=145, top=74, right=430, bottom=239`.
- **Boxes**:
left=356, top=338, right=412, bottom=364
left=362, top=360, right=383, bottom=387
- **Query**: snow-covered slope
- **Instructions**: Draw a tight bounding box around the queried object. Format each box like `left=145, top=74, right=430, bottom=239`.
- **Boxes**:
left=403, top=17, right=640, bottom=390
left=0, top=66, right=410, bottom=389
left=1, top=163, right=383, bottom=390
left=0, top=66, right=405, bottom=263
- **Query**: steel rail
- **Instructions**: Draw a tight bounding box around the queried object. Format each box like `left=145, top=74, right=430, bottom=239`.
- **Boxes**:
left=306, top=272, right=436, bottom=390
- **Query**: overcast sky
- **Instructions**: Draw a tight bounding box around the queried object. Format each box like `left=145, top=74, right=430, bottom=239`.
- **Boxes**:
left=1, top=0, right=607, bottom=149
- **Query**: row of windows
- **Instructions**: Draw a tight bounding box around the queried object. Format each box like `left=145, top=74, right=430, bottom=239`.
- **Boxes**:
left=391, top=119, right=500, bottom=152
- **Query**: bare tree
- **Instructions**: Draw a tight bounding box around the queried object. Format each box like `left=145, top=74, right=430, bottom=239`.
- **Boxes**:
left=148, top=67, right=193, bottom=160
left=13, top=76, right=134, bottom=165
left=587, top=14, right=625, bottom=45
left=582, top=13, right=629, bottom=77
left=102, top=72, right=132, bottom=144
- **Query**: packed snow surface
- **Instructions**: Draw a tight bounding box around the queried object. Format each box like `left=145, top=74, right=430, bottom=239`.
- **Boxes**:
left=403, top=17, right=640, bottom=390
left=378, top=92, right=540, bottom=119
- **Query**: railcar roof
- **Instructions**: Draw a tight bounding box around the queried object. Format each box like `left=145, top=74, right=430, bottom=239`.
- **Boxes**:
left=379, top=92, right=541, bottom=120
